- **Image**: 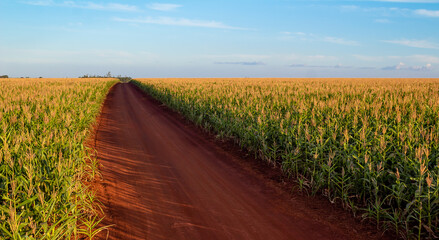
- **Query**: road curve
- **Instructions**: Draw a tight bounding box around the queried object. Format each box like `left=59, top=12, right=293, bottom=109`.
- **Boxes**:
left=94, top=83, right=381, bottom=240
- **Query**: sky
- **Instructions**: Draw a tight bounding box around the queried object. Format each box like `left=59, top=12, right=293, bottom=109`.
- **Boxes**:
left=1, top=0, right=439, bottom=78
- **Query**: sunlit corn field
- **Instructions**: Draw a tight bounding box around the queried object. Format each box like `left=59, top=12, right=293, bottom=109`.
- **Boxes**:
left=0, top=78, right=117, bottom=239
left=133, top=78, right=439, bottom=239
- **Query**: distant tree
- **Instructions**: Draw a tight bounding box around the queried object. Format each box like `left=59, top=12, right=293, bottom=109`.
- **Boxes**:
left=0, top=75, right=8, bottom=78
left=118, top=76, right=132, bottom=83
left=80, top=72, right=114, bottom=78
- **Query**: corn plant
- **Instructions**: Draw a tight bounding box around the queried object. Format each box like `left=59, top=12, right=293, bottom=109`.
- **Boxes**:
left=133, top=78, right=439, bottom=239
left=0, top=78, right=117, bottom=239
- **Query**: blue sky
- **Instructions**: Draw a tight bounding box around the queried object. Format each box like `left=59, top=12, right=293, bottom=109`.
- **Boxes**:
left=1, top=0, right=439, bottom=78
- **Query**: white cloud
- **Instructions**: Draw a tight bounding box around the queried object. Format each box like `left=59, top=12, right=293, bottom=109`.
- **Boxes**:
left=354, top=54, right=439, bottom=64
left=280, top=32, right=358, bottom=46
left=203, top=54, right=270, bottom=60
left=383, top=39, right=439, bottom=49
left=382, top=62, right=405, bottom=70
left=0, top=48, right=158, bottom=65
left=414, top=9, right=439, bottom=17
left=411, top=63, right=432, bottom=70
left=373, top=0, right=439, bottom=2
left=323, top=36, right=359, bottom=46
left=281, top=32, right=313, bottom=38
left=202, top=54, right=269, bottom=66
left=147, top=3, right=182, bottom=11
left=25, top=0, right=53, bottom=6
left=408, top=55, right=439, bottom=63
left=290, top=64, right=351, bottom=69
left=24, top=1, right=139, bottom=11
left=279, top=31, right=292, bottom=35
left=307, top=55, right=338, bottom=61
left=353, top=55, right=385, bottom=62
left=382, top=62, right=433, bottom=71
left=340, top=5, right=359, bottom=11
left=114, top=17, right=246, bottom=29
left=287, top=54, right=338, bottom=63
left=387, top=55, right=439, bottom=64
left=214, top=62, right=265, bottom=66
left=344, top=4, right=439, bottom=18
left=338, top=5, right=410, bottom=15
left=341, top=5, right=434, bottom=20
left=279, top=31, right=310, bottom=41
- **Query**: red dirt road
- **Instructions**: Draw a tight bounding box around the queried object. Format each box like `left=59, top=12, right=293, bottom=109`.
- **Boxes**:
left=94, top=83, right=387, bottom=240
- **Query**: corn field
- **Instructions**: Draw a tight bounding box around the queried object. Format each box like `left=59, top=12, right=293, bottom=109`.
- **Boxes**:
left=133, top=78, right=439, bottom=239
left=0, top=78, right=117, bottom=239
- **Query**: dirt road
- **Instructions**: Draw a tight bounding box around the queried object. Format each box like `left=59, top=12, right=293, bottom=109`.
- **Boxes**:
left=94, top=83, right=387, bottom=240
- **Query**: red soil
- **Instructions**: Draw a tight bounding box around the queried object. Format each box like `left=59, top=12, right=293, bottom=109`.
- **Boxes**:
left=93, top=83, right=391, bottom=240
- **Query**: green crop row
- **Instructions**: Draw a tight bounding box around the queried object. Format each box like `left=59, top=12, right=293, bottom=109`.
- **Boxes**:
left=133, top=78, right=439, bottom=239
left=0, top=78, right=117, bottom=239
